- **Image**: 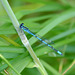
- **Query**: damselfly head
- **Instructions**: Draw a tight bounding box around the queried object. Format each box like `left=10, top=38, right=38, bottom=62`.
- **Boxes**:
left=20, top=23, right=24, bottom=29
left=20, top=23, right=29, bottom=31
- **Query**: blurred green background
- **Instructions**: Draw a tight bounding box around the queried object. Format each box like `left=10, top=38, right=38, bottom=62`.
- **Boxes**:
left=0, top=0, right=75, bottom=75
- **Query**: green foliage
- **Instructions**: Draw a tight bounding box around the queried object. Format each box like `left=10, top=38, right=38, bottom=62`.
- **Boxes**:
left=0, top=0, right=75, bottom=75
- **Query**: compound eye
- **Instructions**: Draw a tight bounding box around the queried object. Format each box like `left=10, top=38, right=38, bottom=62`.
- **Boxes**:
left=20, top=23, right=24, bottom=29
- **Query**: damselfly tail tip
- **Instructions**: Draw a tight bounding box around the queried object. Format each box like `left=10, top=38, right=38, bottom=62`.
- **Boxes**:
left=57, top=51, right=63, bottom=55
left=61, top=53, right=63, bottom=55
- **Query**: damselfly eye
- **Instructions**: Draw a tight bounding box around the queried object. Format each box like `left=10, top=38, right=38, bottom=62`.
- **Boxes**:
left=20, top=23, right=24, bottom=29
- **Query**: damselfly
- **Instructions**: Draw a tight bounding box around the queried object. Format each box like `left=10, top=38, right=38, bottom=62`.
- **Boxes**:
left=20, top=23, right=63, bottom=55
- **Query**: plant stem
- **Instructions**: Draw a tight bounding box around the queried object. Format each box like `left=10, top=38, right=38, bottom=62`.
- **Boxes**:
left=0, top=0, right=48, bottom=75
left=62, top=59, right=75, bottom=75
left=41, top=60, right=61, bottom=75
left=0, top=54, right=21, bottom=75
